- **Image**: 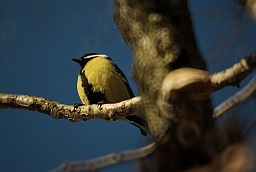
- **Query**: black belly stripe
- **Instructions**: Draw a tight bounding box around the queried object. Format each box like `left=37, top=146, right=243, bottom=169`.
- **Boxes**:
left=80, top=70, right=107, bottom=104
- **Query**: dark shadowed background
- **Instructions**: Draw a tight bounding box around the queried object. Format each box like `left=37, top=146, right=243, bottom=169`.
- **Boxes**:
left=0, top=0, right=256, bottom=171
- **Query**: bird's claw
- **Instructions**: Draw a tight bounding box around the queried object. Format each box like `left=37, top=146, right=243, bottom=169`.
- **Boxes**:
left=73, top=103, right=84, bottom=111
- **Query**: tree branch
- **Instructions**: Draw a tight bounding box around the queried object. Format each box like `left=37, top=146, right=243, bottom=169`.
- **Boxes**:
left=213, top=75, right=256, bottom=118
left=52, top=142, right=157, bottom=172
left=0, top=93, right=141, bottom=122
left=210, top=51, right=256, bottom=91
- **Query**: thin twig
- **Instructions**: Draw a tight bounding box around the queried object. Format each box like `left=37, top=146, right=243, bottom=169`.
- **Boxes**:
left=210, top=51, right=256, bottom=91
left=213, top=75, right=256, bottom=118
left=51, top=142, right=157, bottom=172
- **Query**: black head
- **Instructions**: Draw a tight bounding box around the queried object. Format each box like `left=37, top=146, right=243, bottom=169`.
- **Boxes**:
left=72, top=53, right=99, bottom=68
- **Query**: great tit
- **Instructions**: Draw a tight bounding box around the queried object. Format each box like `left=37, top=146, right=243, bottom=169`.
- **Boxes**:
left=72, top=53, right=146, bottom=135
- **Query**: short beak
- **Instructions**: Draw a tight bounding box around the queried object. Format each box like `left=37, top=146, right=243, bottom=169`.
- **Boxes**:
left=72, top=58, right=81, bottom=63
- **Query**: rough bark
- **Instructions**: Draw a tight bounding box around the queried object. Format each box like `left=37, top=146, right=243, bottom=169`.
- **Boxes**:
left=114, top=0, right=213, bottom=140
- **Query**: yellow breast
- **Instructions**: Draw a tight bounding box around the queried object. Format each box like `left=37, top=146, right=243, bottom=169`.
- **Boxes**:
left=77, top=57, right=131, bottom=104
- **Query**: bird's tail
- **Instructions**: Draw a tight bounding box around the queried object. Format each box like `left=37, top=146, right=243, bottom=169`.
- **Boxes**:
left=125, top=115, right=148, bottom=136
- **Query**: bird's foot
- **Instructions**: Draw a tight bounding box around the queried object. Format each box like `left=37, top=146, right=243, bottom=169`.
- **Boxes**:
left=73, top=103, right=84, bottom=111
left=97, top=101, right=106, bottom=110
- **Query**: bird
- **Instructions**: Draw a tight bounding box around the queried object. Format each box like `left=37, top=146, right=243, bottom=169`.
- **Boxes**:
left=72, top=53, right=146, bottom=135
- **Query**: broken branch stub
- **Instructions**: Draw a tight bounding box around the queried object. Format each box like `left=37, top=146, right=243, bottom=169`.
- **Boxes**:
left=161, top=68, right=211, bottom=103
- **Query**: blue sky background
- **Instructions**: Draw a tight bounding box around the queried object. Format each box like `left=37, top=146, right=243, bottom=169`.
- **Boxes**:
left=0, top=0, right=256, bottom=171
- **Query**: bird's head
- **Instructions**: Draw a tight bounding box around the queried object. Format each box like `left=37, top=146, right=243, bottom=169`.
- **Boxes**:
left=72, top=53, right=108, bottom=68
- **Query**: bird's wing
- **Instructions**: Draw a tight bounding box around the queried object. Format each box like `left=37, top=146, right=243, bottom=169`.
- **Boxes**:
left=107, top=57, right=135, bottom=98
